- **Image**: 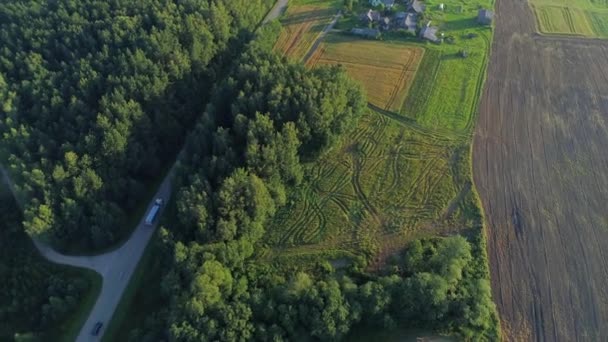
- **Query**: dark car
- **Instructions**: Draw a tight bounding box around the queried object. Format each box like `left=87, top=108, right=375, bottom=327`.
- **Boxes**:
left=92, top=322, right=103, bottom=336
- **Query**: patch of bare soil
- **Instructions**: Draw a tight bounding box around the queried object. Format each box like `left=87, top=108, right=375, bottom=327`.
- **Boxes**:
left=474, top=0, right=608, bottom=340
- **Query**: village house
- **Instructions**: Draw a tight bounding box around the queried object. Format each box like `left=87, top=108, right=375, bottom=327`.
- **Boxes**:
left=395, top=12, right=417, bottom=34
left=420, top=21, right=440, bottom=42
left=477, top=9, right=494, bottom=25
left=361, top=9, right=382, bottom=23
left=408, top=0, right=426, bottom=14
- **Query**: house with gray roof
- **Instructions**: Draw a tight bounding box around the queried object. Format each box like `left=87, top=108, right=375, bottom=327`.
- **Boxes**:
left=420, top=21, right=439, bottom=42
left=409, top=0, right=426, bottom=14
left=477, top=9, right=494, bottom=25
left=383, top=0, right=396, bottom=8
left=395, top=12, right=418, bottom=34
left=361, top=9, right=383, bottom=23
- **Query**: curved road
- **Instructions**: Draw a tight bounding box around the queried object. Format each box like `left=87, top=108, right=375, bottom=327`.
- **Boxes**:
left=6, top=165, right=175, bottom=342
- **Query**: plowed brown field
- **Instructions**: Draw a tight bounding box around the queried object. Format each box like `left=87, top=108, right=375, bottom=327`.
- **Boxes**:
left=474, top=0, right=608, bottom=340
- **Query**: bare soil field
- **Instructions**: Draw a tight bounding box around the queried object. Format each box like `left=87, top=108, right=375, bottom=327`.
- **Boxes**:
left=474, top=0, right=608, bottom=340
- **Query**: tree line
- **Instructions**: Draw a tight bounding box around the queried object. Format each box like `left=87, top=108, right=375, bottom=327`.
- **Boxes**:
left=0, top=0, right=274, bottom=251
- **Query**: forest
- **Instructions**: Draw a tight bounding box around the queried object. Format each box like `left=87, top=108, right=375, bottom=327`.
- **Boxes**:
left=0, top=181, right=97, bottom=340
left=0, top=0, right=274, bottom=251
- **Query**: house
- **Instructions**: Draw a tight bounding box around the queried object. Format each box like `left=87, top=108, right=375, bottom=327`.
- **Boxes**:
left=408, top=0, right=426, bottom=14
left=361, top=9, right=383, bottom=23
left=382, top=16, right=391, bottom=30
left=477, top=9, right=494, bottom=25
left=420, top=21, right=439, bottom=42
left=382, top=0, right=396, bottom=8
left=396, top=12, right=417, bottom=33
left=395, top=11, right=407, bottom=19
left=351, top=28, right=381, bottom=39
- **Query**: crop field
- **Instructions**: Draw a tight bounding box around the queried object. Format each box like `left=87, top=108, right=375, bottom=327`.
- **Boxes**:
left=262, top=108, right=477, bottom=266
left=399, top=33, right=490, bottom=133
left=530, top=0, right=608, bottom=37
left=533, top=5, right=594, bottom=36
left=474, top=0, right=608, bottom=339
left=273, top=1, right=337, bottom=61
left=307, top=36, right=424, bottom=112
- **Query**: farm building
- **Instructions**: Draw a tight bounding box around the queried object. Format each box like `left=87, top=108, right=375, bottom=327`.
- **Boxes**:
left=382, top=0, right=396, bottom=8
left=361, top=9, right=383, bottom=23
left=396, top=12, right=418, bottom=33
left=382, top=17, right=391, bottom=30
left=409, top=0, right=426, bottom=14
left=477, top=9, right=494, bottom=25
left=351, top=28, right=381, bottom=39
left=420, top=21, right=440, bottom=42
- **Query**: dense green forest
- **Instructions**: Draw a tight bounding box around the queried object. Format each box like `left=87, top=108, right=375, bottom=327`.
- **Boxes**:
left=116, top=45, right=498, bottom=341
left=0, top=182, right=97, bottom=340
left=0, top=0, right=273, bottom=251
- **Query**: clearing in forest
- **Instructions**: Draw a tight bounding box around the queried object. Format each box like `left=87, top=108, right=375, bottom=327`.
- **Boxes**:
left=273, top=2, right=337, bottom=61
left=530, top=0, right=608, bottom=37
left=307, top=36, right=424, bottom=113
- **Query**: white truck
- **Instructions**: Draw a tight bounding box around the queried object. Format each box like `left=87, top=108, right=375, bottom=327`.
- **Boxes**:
left=144, top=198, right=163, bottom=226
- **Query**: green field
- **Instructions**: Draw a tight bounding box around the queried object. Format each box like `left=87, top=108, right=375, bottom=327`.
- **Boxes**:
left=260, top=0, right=493, bottom=267
left=530, top=0, right=608, bottom=37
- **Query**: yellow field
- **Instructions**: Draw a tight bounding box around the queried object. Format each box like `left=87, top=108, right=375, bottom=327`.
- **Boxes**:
left=274, top=5, right=335, bottom=61
left=307, top=37, right=424, bottom=112
left=534, top=5, right=595, bottom=36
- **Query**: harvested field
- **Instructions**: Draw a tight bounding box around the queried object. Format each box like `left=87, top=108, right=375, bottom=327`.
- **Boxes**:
left=274, top=3, right=336, bottom=61
left=307, top=36, right=424, bottom=112
left=474, top=0, right=608, bottom=339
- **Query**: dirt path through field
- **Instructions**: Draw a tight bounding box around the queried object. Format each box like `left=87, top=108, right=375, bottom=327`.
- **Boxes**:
left=473, top=0, right=608, bottom=340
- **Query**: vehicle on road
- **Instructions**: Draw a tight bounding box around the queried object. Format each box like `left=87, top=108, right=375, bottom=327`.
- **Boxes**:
left=91, top=322, right=103, bottom=336
left=144, top=198, right=164, bottom=226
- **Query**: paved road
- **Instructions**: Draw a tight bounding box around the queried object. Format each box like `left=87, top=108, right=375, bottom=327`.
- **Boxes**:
left=74, top=167, right=174, bottom=342
left=2, top=164, right=175, bottom=342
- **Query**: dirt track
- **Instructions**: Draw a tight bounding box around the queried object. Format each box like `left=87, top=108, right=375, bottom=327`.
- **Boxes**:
left=473, top=0, right=608, bottom=340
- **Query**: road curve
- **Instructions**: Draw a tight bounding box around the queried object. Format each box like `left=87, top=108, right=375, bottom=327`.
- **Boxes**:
left=74, top=167, right=174, bottom=342
left=2, top=164, right=174, bottom=342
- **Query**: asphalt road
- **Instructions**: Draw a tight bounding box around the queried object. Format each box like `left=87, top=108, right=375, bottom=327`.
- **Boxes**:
left=31, top=166, right=175, bottom=342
